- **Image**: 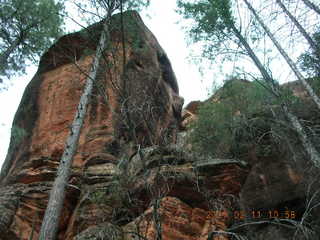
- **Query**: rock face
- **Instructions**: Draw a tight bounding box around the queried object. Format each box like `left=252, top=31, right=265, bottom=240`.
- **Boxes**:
left=0, top=12, right=318, bottom=240
left=1, top=11, right=182, bottom=184
left=0, top=10, right=247, bottom=240
left=0, top=11, right=185, bottom=239
left=181, top=79, right=320, bottom=239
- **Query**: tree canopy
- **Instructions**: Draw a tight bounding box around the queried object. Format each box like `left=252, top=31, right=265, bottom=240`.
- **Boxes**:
left=0, top=0, right=65, bottom=82
left=299, top=29, right=320, bottom=77
left=176, top=0, right=236, bottom=60
left=177, top=0, right=320, bottom=167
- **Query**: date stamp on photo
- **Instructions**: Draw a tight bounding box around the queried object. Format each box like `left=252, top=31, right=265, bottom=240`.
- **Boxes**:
left=206, top=209, right=297, bottom=220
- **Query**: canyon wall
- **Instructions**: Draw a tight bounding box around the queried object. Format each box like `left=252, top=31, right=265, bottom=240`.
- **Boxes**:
left=0, top=11, right=318, bottom=240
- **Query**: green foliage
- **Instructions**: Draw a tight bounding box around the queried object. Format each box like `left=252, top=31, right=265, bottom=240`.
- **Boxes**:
left=89, top=189, right=107, bottom=205
left=177, top=0, right=234, bottom=38
left=298, top=29, right=320, bottom=77
left=310, top=76, right=320, bottom=95
left=176, top=0, right=235, bottom=59
left=123, top=0, right=150, bottom=11
left=189, top=79, right=275, bottom=157
left=0, top=0, right=65, bottom=80
left=88, top=160, right=135, bottom=221
left=88, top=0, right=150, bottom=11
left=76, top=0, right=150, bottom=25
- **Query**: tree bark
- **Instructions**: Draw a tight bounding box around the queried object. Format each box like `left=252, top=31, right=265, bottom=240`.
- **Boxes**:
left=276, top=0, right=319, bottom=53
left=39, top=18, right=110, bottom=240
left=302, top=0, right=320, bottom=15
left=231, top=24, right=280, bottom=97
left=230, top=22, right=320, bottom=168
left=283, top=105, right=320, bottom=168
left=243, top=0, right=320, bottom=111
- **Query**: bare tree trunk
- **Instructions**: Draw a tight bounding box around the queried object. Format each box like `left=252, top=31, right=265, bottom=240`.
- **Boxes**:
left=153, top=198, right=162, bottom=240
left=39, top=18, right=110, bottom=240
left=283, top=105, right=320, bottom=168
left=231, top=22, right=320, bottom=168
left=276, top=0, right=319, bottom=53
left=231, top=25, right=280, bottom=97
left=302, top=0, right=320, bottom=15
left=243, top=0, right=320, bottom=111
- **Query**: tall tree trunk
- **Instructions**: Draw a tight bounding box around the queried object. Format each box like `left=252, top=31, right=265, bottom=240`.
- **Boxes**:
left=39, top=18, right=110, bottom=240
left=276, top=0, right=319, bottom=53
left=283, top=105, right=320, bottom=168
left=302, top=0, right=320, bottom=15
left=243, top=0, right=320, bottom=111
left=230, top=23, right=320, bottom=168
left=231, top=25, right=280, bottom=97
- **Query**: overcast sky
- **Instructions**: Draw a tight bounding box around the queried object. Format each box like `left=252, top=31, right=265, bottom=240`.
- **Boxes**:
left=0, top=1, right=214, bottom=168
left=1, top=0, right=317, bottom=169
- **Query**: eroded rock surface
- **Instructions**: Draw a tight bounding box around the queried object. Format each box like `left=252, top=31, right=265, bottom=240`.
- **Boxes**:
left=0, top=11, right=318, bottom=240
left=0, top=11, right=185, bottom=239
left=0, top=10, right=248, bottom=240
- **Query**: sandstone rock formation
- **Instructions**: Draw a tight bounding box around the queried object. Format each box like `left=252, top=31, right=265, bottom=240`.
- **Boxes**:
left=181, top=79, right=320, bottom=239
left=0, top=11, right=319, bottom=240
left=0, top=10, right=245, bottom=240
left=0, top=11, right=185, bottom=239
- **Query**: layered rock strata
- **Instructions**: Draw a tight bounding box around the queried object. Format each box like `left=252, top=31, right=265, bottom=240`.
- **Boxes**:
left=0, top=10, right=248, bottom=240
left=1, top=10, right=317, bottom=240
left=0, top=11, right=185, bottom=239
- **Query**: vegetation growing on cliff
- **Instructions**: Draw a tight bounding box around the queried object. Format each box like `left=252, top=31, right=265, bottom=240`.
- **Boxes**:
left=177, top=0, right=320, bottom=168
left=299, top=29, right=320, bottom=77
left=1, top=0, right=320, bottom=240
left=178, top=0, right=320, bottom=238
left=39, top=1, right=151, bottom=239
left=189, top=79, right=274, bottom=158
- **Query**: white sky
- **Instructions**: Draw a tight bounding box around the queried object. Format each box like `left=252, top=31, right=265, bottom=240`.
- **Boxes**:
left=0, top=0, right=318, bottom=169
left=0, top=1, right=213, bottom=168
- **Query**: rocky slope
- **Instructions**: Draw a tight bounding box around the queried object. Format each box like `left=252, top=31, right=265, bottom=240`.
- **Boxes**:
left=0, top=11, right=319, bottom=240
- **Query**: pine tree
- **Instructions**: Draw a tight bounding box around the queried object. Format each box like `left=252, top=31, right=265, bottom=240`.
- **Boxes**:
left=0, top=0, right=65, bottom=81
left=243, top=0, right=320, bottom=111
left=177, top=0, right=320, bottom=168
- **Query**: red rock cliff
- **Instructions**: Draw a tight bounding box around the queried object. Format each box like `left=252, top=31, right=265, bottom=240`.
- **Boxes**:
left=0, top=11, right=244, bottom=240
left=0, top=11, right=186, bottom=239
left=1, top=11, right=317, bottom=240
